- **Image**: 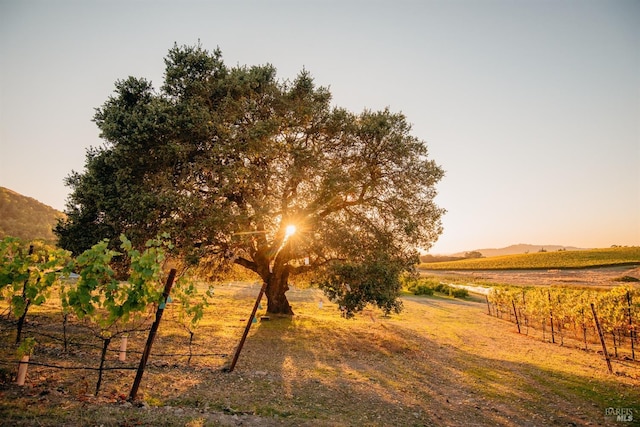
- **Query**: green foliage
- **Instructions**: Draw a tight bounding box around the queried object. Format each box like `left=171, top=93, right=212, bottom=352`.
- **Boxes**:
left=411, top=284, right=435, bottom=296
left=62, top=233, right=209, bottom=337
left=119, top=234, right=172, bottom=319
left=403, top=276, right=468, bottom=298
left=16, top=337, right=36, bottom=357
left=55, top=42, right=444, bottom=315
left=448, top=287, right=469, bottom=298
left=0, top=237, right=71, bottom=317
left=402, top=275, right=436, bottom=295
left=315, top=253, right=407, bottom=318
left=421, top=247, right=640, bottom=270
left=64, top=235, right=170, bottom=336
left=0, top=237, right=29, bottom=291
left=64, top=239, right=120, bottom=327
left=170, top=276, right=214, bottom=330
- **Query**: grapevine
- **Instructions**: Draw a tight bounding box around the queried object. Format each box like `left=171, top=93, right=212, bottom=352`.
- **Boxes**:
left=487, top=284, right=638, bottom=363
left=0, top=237, right=72, bottom=343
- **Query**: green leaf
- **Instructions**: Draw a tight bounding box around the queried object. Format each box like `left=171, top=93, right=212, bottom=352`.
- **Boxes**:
left=11, top=295, right=27, bottom=317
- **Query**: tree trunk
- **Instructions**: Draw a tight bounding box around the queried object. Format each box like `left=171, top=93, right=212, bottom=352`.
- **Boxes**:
left=265, top=269, right=294, bottom=315
left=249, top=241, right=295, bottom=316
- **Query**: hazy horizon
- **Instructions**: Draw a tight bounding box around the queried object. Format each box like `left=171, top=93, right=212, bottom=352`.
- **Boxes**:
left=0, top=183, right=635, bottom=256
left=1, top=0, right=638, bottom=254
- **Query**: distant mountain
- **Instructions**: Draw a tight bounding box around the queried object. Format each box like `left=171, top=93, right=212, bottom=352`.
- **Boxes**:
left=452, top=244, right=588, bottom=258
left=0, top=187, right=64, bottom=242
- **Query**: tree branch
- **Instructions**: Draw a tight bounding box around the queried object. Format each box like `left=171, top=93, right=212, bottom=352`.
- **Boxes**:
left=289, top=257, right=347, bottom=276
left=234, top=257, right=258, bottom=273
left=316, top=194, right=373, bottom=219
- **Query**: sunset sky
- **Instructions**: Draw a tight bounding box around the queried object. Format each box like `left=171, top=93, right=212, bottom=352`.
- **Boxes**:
left=1, top=0, right=638, bottom=254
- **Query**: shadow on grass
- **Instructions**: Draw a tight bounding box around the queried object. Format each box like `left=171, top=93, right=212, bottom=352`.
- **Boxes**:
left=163, top=295, right=640, bottom=426
left=2, top=290, right=638, bottom=427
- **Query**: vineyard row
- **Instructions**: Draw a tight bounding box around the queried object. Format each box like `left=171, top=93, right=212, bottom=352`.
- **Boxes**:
left=1, top=235, right=213, bottom=400
left=486, top=285, right=638, bottom=369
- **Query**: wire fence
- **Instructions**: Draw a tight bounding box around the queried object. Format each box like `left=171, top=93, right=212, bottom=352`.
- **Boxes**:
left=0, top=312, right=232, bottom=396
left=485, top=294, right=638, bottom=364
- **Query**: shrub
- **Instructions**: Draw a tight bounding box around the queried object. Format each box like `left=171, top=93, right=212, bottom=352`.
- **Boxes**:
left=412, top=285, right=435, bottom=296
left=404, top=277, right=468, bottom=298
left=448, top=287, right=469, bottom=298
left=434, top=283, right=449, bottom=293
left=614, top=275, right=640, bottom=283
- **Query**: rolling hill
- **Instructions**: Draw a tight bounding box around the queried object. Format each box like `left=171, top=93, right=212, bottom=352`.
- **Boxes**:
left=0, top=186, right=64, bottom=242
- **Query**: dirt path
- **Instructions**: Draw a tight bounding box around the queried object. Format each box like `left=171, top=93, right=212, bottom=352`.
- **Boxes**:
left=422, top=265, right=640, bottom=288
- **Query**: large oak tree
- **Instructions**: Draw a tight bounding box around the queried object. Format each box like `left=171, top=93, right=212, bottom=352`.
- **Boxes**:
left=56, top=44, right=445, bottom=316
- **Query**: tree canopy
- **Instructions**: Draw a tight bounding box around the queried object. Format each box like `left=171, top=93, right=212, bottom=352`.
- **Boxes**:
left=56, top=43, right=445, bottom=316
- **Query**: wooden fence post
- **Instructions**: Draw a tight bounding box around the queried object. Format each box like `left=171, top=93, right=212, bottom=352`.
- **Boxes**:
left=548, top=291, right=555, bottom=344
left=627, top=291, right=635, bottom=361
left=226, top=282, right=267, bottom=373
left=591, top=303, right=613, bottom=374
left=512, top=299, right=521, bottom=334
left=128, top=268, right=177, bottom=401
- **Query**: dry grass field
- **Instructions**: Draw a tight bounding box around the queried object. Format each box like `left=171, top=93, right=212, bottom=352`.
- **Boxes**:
left=1, top=281, right=639, bottom=426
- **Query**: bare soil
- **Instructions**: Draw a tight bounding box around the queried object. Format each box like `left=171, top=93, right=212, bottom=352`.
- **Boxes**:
left=422, top=266, right=640, bottom=289
left=1, top=281, right=639, bottom=426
